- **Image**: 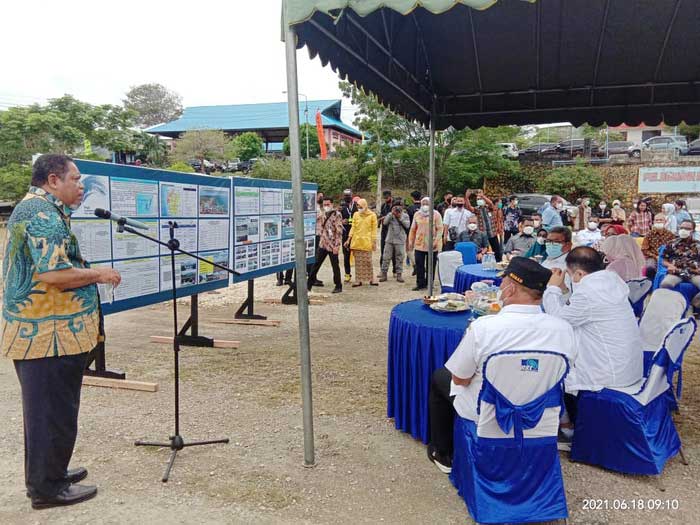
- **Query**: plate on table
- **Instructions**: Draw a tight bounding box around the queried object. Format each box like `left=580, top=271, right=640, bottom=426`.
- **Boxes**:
left=430, top=300, right=470, bottom=313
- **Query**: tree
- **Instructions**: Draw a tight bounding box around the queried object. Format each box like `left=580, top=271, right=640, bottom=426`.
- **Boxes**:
left=172, top=130, right=226, bottom=171
left=536, top=161, right=603, bottom=201
left=283, top=124, right=323, bottom=159
left=0, top=164, right=32, bottom=202
left=679, top=122, right=700, bottom=141
left=166, top=161, right=196, bottom=173
left=227, top=132, right=264, bottom=161
left=123, top=83, right=183, bottom=128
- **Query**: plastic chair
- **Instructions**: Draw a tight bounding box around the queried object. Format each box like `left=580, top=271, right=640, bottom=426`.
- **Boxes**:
left=450, top=351, right=569, bottom=524
left=639, top=289, right=687, bottom=373
left=437, top=251, right=464, bottom=293
left=650, top=318, right=697, bottom=407
left=455, top=242, right=478, bottom=265
left=570, top=332, right=687, bottom=475
left=627, top=278, right=652, bottom=318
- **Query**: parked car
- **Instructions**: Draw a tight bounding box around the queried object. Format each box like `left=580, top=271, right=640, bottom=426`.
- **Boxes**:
left=629, top=135, right=688, bottom=157
left=518, top=143, right=558, bottom=160
left=598, top=140, right=635, bottom=156
left=555, top=139, right=600, bottom=157
left=513, top=193, right=576, bottom=218
left=498, top=143, right=519, bottom=159
left=686, top=139, right=700, bottom=156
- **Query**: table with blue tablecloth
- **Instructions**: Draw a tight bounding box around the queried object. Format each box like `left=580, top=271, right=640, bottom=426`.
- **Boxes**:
left=453, top=263, right=503, bottom=294
left=387, top=299, right=472, bottom=443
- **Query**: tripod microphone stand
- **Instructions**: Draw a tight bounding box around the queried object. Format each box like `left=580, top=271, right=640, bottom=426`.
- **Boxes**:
left=120, top=220, right=235, bottom=482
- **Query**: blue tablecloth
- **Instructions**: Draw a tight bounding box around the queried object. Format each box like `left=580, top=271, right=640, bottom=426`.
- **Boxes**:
left=387, top=300, right=471, bottom=443
left=453, top=264, right=503, bottom=293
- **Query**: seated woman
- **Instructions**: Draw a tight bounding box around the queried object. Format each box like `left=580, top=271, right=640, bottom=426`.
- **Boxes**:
left=601, top=223, right=628, bottom=237
left=523, top=229, right=548, bottom=261
left=600, top=234, right=645, bottom=281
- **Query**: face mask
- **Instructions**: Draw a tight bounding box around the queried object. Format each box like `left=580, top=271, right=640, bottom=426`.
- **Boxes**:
left=476, top=199, right=485, bottom=207
left=513, top=201, right=519, bottom=207
left=653, top=223, right=665, bottom=230
left=614, top=204, right=620, bottom=209
left=533, top=220, right=541, bottom=228
left=587, top=222, right=598, bottom=230
left=358, top=207, right=366, bottom=213
left=536, top=237, right=546, bottom=245
left=599, top=204, right=606, bottom=209
left=468, top=223, right=478, bottom=231
left=421, top=205, right=430, bottom=213
left=546, top=242, right=563, bottom=258
left=679, top=229, right=692, bottom=239
left=523, top=226, right=534, bottom=235
left=583, top=200, right=590, bottom=207
left=555, top=203, right=564, bottom=210
left=497, top=202, right=503, bottom=209
left=323, top=206, right=332, bottom=213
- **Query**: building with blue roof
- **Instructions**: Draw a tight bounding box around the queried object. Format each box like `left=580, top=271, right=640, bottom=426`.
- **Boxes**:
left=146, top=99, right=361, bottom=154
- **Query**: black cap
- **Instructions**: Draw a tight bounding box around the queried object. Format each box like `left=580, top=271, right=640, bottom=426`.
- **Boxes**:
left=499, top=257, right=552, bottom=293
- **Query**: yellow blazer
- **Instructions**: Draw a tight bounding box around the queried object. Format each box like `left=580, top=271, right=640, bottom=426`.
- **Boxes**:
left=349, top=211, right=377, bottom=251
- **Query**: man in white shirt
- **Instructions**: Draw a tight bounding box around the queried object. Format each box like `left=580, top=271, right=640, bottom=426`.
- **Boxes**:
left=543, top=247, right=644, bottom=440
left=442, top=196, right=472, bottom=251
left=427, top=258, right=576, bottom=473
left=542, top=226, right=573, bottom=296
left=575, top=216, right=603, bottom=247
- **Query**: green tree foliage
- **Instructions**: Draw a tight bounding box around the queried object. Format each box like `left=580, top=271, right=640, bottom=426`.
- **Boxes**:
left=166, top=161, right=196, bottom=173
left=283, top=124, right=322, bottom=159
left=227, top=132, right=264, bottom=161
left=0, top=164, right=32, bottom=202
left=536, top=161, right=603, bottom=201
left=123, top=83, right=183, bottom=128
left=172, top=130, right=226, bottom=171
left=679, top=122, right=700, bottom=141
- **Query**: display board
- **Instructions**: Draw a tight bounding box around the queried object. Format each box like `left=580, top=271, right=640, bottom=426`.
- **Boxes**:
left=639, top=166, right=700, bottom=193
left=231, top=177, right=317, bottom=283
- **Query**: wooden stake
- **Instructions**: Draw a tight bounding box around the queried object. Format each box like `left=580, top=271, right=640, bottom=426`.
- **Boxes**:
left=83, top=376, right=158, bottom=392
left=212, top=319, right=281, bottom=327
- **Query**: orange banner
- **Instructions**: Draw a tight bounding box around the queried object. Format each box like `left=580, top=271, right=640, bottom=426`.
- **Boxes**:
left=315, top=110, right=327, bottom=159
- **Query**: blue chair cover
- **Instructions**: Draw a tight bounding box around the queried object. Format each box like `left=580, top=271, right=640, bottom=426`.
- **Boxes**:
left=653, top=245, right=699, bottom=307
left=450, top=351, right=569, bottom=524
left=455, top=242, right=478, bottom=264
left=453, top=264, right=503, bottom=294
left=570, top=350, right=682, bottom=475
left=648, top=318, right=697, bottom=401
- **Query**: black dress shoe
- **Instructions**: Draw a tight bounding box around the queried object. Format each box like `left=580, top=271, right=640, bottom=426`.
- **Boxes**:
left=27, top=467, right=88, bottom=498
left=332, top=287, right=342, bottom=293
left=31, top=484, right=97, bottom=510
left=313, top=280, right=324, bottom=287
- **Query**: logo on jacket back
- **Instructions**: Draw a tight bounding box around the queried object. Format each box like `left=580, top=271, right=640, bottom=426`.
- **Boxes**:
left=520, top=359, right=539, bottom=372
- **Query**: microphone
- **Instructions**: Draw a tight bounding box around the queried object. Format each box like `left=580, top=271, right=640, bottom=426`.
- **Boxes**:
left=94, top=208, right=150, bottom=230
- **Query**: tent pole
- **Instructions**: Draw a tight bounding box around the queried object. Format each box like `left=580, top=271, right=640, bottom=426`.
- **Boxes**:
left=427, top=108, right=436, bottom=296
left=284, top=23, right=315, bottom=467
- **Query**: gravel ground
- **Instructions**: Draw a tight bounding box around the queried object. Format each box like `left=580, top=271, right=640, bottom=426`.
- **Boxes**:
left=1, top=252, right=699, bottom=524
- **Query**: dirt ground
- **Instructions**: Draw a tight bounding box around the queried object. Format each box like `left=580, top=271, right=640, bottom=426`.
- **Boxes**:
left=1, top=253, right=700, bottom=525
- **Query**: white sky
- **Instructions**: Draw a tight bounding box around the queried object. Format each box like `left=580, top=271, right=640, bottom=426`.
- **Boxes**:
left=0, top=0, right=356, bottom=122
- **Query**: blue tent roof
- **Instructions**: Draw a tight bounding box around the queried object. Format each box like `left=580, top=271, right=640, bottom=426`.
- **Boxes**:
left=146, top=99, right=361, bottom=139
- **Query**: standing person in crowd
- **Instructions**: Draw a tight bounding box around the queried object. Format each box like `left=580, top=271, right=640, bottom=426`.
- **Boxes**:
left=457, top=216, right=490, bottom=260
left=673, top=199, right=692, bottom=226
left=627, top=200, right=653, bottom=237
left=442, top=195, right=471, bottom=251
left=594, top=200, right=612, bottom=224
left=503, top=195, right=522, bottom=243
left=406, top=190, right=423, bottom=276
left=543, top=247, right=644, bottom=449
left=340, top=189, right=358, bottom=283
left=575, top=216, right=602, bottom=247
left=660, top=220, right=700, bottom=309
left=611, top=199, right=626, bottom=225
left=345, top=198, right=378, bottom=287
left=503, top=217, right=536, bottom=257
left=408, top=197, right=443, bottom=291
left=524, top=229, right=549, bottom=261
left=574, top=197, right=592, bottom=232
left=493, top=198, right=506, bottom=247
left=380, top=204, right=410, bottom=282
left=465, top=189, right=502, bottom=261
left=436, top=191, right=453, bottom=216
left=600, top=235, right=645, bottom=281
left=661, top=203, right=678, bottom=234
left=308, top=197, right=344, bottom=294
left=541, top=195, right=564, bottom=231
left=378, top=190, right=395, bottom=276
left=2, top=154, right=122, bottom=509
left=308, top=191, right=325, bottom=287
left=641, top=213, right=677, bottom=280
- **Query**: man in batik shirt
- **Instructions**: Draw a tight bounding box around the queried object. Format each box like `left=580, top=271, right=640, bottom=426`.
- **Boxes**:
left=308, top=196, right=344, bottom=293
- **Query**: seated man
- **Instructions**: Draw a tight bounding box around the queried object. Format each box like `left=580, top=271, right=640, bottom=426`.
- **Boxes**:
left=575, top=216, right=602, bottom=247
left=427, top=258, right=576, bottom=473
left=457, top=215, right=489, bottom=260
left=542, top=247, right=644, bottom=449
left=542, top=226, right=573, bottom=295
left=503, top=217, right=536, bottom=256
left=660, top=219, right=700, bottom=310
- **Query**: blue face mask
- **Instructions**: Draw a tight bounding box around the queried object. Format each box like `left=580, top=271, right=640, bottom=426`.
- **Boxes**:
left=545, top=242, right=563, bottom=258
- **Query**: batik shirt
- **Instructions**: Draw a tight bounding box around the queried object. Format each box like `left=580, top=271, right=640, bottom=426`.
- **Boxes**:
left=1, top=187, right=100, bottom=360
left=663, top=237, right=700, bottom=274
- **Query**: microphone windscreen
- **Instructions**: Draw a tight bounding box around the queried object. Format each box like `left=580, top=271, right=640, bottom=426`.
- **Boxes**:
left=94, top=208, right=109, bottom=219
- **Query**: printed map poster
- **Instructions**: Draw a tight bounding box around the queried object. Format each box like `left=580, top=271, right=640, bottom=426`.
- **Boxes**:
left=160, top=182, right=198, bottom=217
left=111, top=177, right=158, bottom=217
left=199, top=219, right=229, bottom=251
left=262, top=216, right=281, bottom=241
left=282, top=215, right=294, bottom=238
left=199, top=187, right=230, bottom=217
left=198, top=250, right=230, bottom=283
left=283, top=189, right=294, bottom=213
left=261, top=188, right=283, bottom=214
left=305, top=236, right=315, bottom=258
left=235, top=216, right=260, bottom=245
left=304, top=213, right=317, bottom=236
left=112, top=258, right=160, bottom=301
left=158, top=220, right=197, bottom=255
left=235, top=186, right=260, bottom=215
left=73, top=174, right=110, bottom=218
left=303, top=190, right=317, bottom=212
left=71, top=219, right=112, bottom=262
left=112, top=219, right=159, bottom=259
left=160, top=255, right=198, bottom=291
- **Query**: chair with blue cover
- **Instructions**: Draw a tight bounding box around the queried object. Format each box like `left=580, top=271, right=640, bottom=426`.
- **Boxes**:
left=455, top=241, right=478, bottom=265
left=639, top=288, right=687, bottom=375
left=627, top=278, right=653, bottom=318
left=569, top=319, right=695, bottom=475
left=437, top=250, right=464, bottom=293
left=450, top=351, right=570, bottom=524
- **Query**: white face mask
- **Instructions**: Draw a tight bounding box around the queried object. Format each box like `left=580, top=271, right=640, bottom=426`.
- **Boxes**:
left=468, top=223, right=478, bottom=231
left=536, top=237, right=546, bottom=245
left=613, top=204, right=621, bottom=209
left=523, top=226, right=534, bottom=235
left=587, top=222, right=598, bottom=230
left=599, top=204, right=606, bottom=209
left=533, top=220, right=541, bottom=228
left=421, top=205, right=430, bottom=213
left=323, top=206, right=332, bottom=213
left=476, top=199, right=485, bottom=207
left=679, top=228, right=692, bottom=239
left=653, top=223, right=665, bottom=230
left=555, top=203, right=564, bottom=210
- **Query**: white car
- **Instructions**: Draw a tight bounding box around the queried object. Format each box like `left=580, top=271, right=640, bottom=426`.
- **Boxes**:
left=498, top=143, right=519, bottom=159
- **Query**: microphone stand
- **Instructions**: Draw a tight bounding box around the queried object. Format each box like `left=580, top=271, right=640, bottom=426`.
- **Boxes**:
left=118, top=219, right=236, bottom=482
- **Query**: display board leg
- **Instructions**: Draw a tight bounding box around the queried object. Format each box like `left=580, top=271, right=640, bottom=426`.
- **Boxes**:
left=281, top=271, right=298, bottom=305
left=234, top=279, right=267, bottom=320
left=177, top=294, right=217, bottom=347
left=84, top=301, right=126, bottom=380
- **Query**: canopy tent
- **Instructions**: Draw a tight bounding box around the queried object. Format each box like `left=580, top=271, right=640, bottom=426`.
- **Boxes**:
left=281, top=0, right=700, bottom=464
